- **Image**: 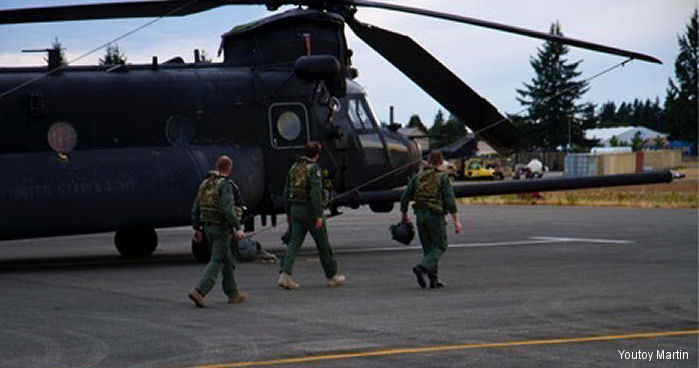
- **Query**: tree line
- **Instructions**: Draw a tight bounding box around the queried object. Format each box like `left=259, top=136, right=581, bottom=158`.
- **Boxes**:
left=45, top=39, right=213, bottom=67
left=407, top=9, right=697, bottom=151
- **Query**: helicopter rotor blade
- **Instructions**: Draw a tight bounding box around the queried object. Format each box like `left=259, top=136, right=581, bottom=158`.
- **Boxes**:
left=0, top=1, right=264, bottom=24
left=350, top=0, right=661, bottom=64
left=348, top=18, right=526, bottom=153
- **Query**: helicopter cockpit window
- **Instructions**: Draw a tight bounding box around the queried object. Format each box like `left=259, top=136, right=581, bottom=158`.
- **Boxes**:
left=269, top=103, right=309, bottom=149
left=344, top=96, right=379, bottom=131
left=356, top=100, right=372, bottom=129
left=346, top=99, right=364, bottom=130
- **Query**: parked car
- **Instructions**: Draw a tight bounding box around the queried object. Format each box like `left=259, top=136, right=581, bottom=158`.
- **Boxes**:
left=463, top=158, right=504, bottom=180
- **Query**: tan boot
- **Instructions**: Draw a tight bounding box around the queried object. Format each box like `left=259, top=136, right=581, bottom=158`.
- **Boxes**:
left=327, top=274, right=346, bottom=287
left=188, top=288, right=207, bottom=308
left=228, top=292, right=248, bottom=304
left=278, top=272, right=299, bottom=289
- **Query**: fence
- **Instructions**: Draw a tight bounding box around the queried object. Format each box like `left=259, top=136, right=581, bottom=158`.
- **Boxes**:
left=564, top=149, right=683, bottom=177
left=514, top=152, right=567, bottom=171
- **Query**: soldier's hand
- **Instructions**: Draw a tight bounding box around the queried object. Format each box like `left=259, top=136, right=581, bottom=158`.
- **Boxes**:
left=286, top=215, right=291, bottom=224
left=193, top=230, right=202, bottom=243
left=314, top=217, right=323, bottom=229
left=401, top=212, right=410, bottom=223
left=454, top=221, right=462, bottom=234
left=235, top=229, right=245, bottom=240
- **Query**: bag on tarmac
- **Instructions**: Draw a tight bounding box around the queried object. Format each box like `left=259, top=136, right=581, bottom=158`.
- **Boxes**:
left=233, top=238, right=279, bottom=263
left=234, top=238, right=260, bottom=262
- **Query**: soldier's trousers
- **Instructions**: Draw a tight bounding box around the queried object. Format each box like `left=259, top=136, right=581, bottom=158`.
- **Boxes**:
left=195, top=224, right=238, bottom=297
left=415, top=209, right=448, bottom=275
left=280, top=203, right=338, bottom=279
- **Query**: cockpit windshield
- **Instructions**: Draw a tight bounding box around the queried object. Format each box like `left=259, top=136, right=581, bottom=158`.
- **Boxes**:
left=342, top=95, right=378, bottom=131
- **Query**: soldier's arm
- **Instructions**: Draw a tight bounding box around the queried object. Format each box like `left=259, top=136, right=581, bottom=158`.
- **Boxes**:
left=221, top=181, right=241, bottom=231
left=191, top=191, right=201, bottom=230
left=283, top=171, right=291, bottom=215
left=441, top=174, right=458, bottom=214
left=441, top=175, right=462, bottom=233
left=309, top=165, right=323, bottom=219
left=400, top=176, right=416, bottom=213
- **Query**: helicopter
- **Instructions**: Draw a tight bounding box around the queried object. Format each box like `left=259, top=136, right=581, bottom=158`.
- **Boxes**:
left=0, top=1, right=673, bottom=261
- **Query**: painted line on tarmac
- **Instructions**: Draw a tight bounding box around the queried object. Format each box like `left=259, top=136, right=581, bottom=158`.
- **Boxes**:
left=336, top=236, right=632, bottom=254
left=188, top=329, right=698, bottom=368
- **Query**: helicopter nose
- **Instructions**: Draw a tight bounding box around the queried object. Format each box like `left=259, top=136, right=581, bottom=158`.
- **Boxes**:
left=383, top=131, right=421, bottom=185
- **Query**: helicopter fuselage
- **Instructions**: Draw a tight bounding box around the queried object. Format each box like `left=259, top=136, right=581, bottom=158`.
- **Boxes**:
left=0, top=62, right=420, bottom=240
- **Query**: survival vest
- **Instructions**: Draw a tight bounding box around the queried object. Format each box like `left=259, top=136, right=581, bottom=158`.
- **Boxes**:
left=288, top=157, right=315, bottom=202
left=414, top=166, right=446, bottom=214
left=198, top=173, right=227, bottom=223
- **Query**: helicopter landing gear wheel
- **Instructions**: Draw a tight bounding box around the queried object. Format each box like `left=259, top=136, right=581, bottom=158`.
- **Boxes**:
left=191, top=234, right=211, bottom=264
left=114, top=227, right=158, bottom=258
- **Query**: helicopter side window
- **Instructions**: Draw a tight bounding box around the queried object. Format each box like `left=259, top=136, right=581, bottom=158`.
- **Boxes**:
left=269, top=103, right=309, bottom=149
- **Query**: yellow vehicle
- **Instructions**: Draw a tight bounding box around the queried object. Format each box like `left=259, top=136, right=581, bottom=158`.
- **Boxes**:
left=463, top=158, right=505, bottom=180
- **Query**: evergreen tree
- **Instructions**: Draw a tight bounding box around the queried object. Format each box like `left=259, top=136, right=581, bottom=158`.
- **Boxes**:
left=598, top=101, right=617, bottom=127
left=407, top=114, right=427, bottom=132
left=631, top=131, right=644, bottom=152
left=442, top=114, right=467, bottom=142
left=516, top=22, right=589, bottom=149
left=428, top=110, right=446, bottom=148
left=99, top=44, right=127, bottom=66
left=597, top=98, right=666, bottom=129
left=665, top=9, right=698, bottom=143
left=46, top=37, right=67, bottom=67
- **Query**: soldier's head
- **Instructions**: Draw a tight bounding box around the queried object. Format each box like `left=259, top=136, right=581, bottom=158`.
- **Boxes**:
left=305, top=142, right=322, bottom=162
left=427, top=150, right=443, bottom=167
left=215, top=155, right=233, bottom=177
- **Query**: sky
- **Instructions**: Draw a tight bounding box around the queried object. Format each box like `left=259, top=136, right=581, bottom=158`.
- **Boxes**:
left=0, top=1, right=695, bottom=128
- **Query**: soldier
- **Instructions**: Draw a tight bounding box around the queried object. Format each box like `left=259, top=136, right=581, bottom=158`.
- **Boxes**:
left=400, top=150, right=462, bottom=289
left=278, top=142, right=345, bottom=289
left=188, top=155, right=248, bottom=307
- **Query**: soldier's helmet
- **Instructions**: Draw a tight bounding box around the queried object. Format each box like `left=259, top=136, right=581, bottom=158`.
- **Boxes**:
left=389, top=221, right=415, bottom=245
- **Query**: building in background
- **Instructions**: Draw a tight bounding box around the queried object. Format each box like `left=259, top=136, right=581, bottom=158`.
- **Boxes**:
left=398, top=126, right=430, bottom=154
left=585, top=127, right=667, bottom=147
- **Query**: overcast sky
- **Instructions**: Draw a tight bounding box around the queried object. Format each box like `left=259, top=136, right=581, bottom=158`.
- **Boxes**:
left=0, top=1, right=695, bottom=128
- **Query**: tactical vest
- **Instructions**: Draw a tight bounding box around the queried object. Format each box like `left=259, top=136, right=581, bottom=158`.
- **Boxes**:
left=414, top=167, right=445, bottom=214
left=288, top=158, right=315, bottom=202
left=198, top=175, right=226, bottom=223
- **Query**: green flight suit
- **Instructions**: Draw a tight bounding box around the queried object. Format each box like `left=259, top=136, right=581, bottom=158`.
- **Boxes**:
left=191, top=171, right=242, bottom=297
left=400, top=166, right=458, bottom=276
left=280, top=156, right=338, bottom=279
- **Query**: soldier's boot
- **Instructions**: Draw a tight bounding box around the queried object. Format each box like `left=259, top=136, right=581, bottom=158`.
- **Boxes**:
left=228, top=291, right=248, bottom=304
left=278, top=272, right=300, bottom=289
left=327, top=274, right=346, bottom=287
left=412, top=266, right=428, bottom=289
left=188, top=288, right=207, bottom=308
left=428, top=273, right=445, bottom=289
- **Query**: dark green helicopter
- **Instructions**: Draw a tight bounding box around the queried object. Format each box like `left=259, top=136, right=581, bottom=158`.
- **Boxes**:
left=0, top=1, right=673, bottom=260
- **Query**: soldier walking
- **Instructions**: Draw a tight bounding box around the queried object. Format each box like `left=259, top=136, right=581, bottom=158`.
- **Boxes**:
left=188, top=155, right=248, bottom=307
left=400, top=150, right=461, bottom=288
left=278, top=142, right=346, bottom=289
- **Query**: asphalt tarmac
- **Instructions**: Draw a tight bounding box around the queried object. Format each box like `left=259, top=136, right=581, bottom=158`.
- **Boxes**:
left=0, top=205, right=696, bottom=368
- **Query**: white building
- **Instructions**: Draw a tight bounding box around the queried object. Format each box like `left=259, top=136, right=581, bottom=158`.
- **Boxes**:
left=584, top=126, right=667, bottom=146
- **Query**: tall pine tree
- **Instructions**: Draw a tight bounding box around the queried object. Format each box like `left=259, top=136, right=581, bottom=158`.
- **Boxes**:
left=665, top=9, right=698, bottom=143
left=99, top=44, right=127, bottom=66
left=46, top=37, right=67, bottom=67
left=516, top=22, right=588, bottom=150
